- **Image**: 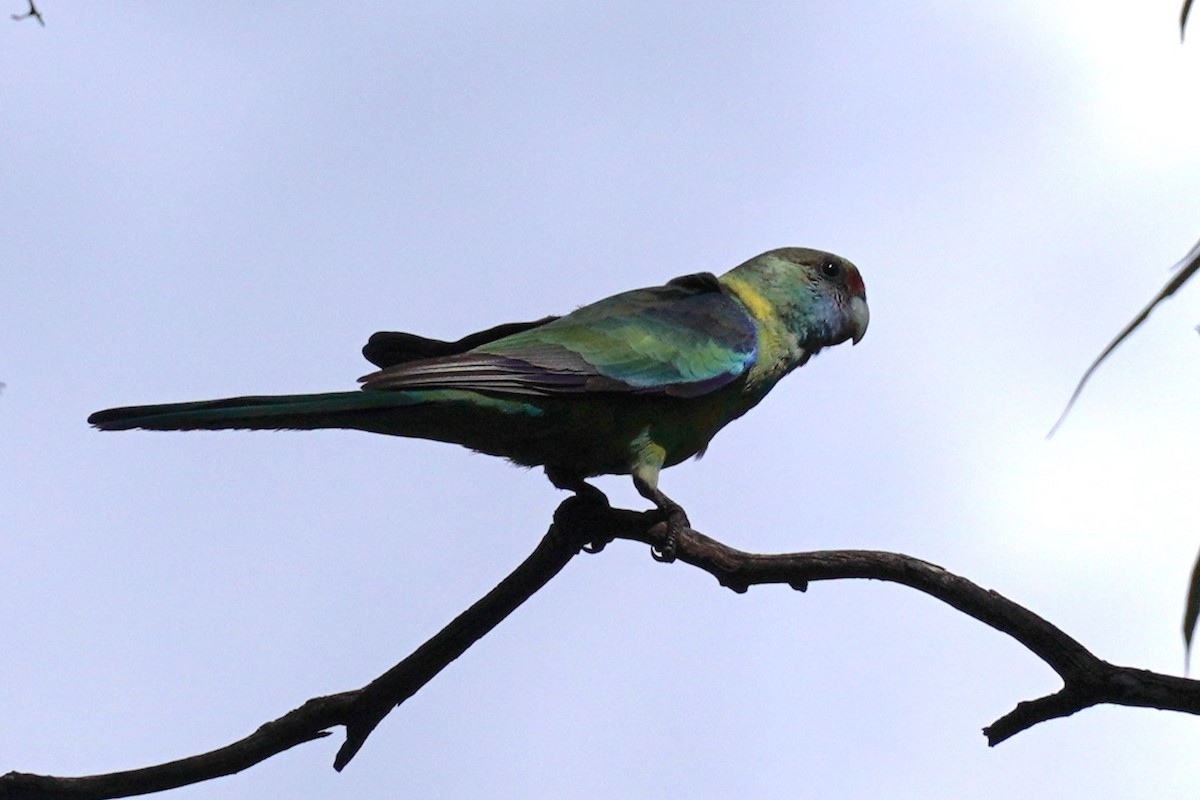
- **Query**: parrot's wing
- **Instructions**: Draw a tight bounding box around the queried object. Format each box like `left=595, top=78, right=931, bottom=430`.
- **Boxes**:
left=358, top=272, right=758, bottom=398
left=362, top=316, right=560, bottom=368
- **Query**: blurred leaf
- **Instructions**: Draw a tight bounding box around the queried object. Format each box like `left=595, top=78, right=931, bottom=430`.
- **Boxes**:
left=1185, top=0, right=1195, bottom=40
left=1049, top=236, right=1200, bottom=436
left=1185, top=548, right=1200, bottom=669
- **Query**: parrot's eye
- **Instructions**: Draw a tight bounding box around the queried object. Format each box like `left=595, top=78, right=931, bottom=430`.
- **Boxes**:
left=820, top=260, right=842, bottom=279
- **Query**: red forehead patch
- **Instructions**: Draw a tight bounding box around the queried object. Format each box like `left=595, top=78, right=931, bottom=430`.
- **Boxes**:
left=844, top=265, right=865, bottom=296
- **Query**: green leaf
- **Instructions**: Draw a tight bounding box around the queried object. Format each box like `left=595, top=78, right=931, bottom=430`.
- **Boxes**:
left=1184, top=547, right=1200, bottom=669
left=1049, top=237, right=1200, bottom=436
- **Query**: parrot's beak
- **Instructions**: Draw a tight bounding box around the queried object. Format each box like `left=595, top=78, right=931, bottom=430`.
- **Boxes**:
left=849, top=295, right=869, bottom=345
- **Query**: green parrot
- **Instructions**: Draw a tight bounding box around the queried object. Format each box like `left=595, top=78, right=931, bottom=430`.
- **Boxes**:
left=89, top=247, right=868, bottom=552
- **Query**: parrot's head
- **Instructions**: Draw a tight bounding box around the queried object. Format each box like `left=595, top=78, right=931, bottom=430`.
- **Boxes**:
left=724, top=247, right=869, bottom=353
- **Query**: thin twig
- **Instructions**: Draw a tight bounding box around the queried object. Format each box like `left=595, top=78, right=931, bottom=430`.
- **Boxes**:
left=10, top=0, right=43, bottom=26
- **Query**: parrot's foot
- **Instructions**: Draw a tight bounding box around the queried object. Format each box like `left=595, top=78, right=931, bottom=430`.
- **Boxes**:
left=553, top=494, right=614, bottom=553
left=546, top=468, right=613, bottom=553
left=573, top=482, right=611, bottom=511
left=631, top=474, right=687, bottom=564
left=577, top=489, right=614, bottom=554
left=650, top=503, right=688, bottom=563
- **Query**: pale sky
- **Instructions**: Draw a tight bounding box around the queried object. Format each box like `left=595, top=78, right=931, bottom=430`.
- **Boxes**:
left=6, top=2, right=1200, bottom=798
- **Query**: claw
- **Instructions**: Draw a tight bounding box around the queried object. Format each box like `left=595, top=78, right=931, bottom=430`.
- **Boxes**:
left=582, top=537, right=608, bottom=554
left=651, top=537, right=676, bottom=562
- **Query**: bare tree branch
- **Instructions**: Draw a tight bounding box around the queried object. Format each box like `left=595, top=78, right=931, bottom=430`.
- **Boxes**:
left=0, top=697, right=347, bottom=800
left=10, top=0, right=43, bottom=26
left=4, top=499, right=1200, bottom=799
left=332, top=497, right=604, bottom=769
left=0, top=499, right=605, bottom=800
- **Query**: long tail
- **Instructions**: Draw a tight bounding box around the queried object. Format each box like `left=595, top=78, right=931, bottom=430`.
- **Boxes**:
left=87, top=391, right=412, bottom=432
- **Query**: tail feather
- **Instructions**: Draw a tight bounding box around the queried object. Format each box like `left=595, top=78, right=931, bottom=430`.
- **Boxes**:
left=87, top=391, right=405, bottom=432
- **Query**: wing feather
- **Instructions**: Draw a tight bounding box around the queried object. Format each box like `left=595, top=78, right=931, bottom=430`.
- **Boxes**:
left=361, top=316, right=559, bottom=367
left=358, top=273, right=757, bottom=398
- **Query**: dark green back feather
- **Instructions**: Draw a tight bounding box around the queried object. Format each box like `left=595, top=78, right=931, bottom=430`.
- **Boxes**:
left=359, top=272, right=758, bottom=398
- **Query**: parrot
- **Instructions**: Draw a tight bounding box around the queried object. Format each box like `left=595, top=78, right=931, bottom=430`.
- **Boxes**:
left=89, top=247, right=868, bottom=555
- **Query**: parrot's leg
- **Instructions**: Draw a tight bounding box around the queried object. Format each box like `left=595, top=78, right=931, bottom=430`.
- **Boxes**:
left=631, top=472, right=688, bottom=564
left=545, top=467, right=610, bottom=507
